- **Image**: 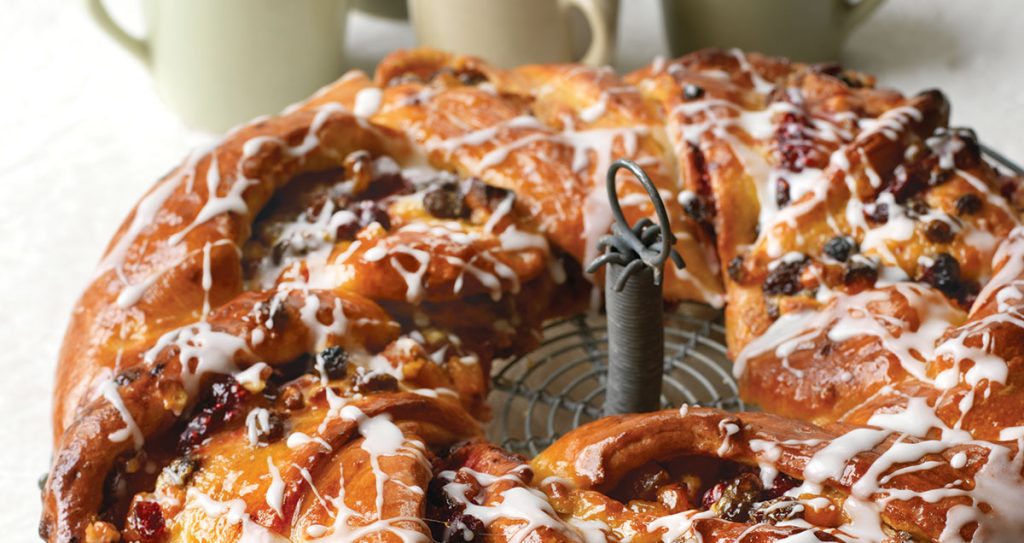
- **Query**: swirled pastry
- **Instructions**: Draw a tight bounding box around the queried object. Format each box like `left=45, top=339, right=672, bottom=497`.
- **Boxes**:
left=42, top=48, right=1024, bottom=543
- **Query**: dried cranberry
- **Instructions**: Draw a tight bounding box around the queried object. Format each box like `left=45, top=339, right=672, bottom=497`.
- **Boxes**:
left=925, top=220, right=955, bottom=243
left=864, top=201, right=889, bottom=224
left=920, top=253, right=962, bottom=297
left=773, top=112, right=822, bottom=172
left=317, top=346, right=349, bottom=379
left=764, top=473, right=799, bottom=499
left=955, top=193, right=982, bottom=216
left=683, top=83, right=705, bottom=100
left=423, top=181, right=469, bottom=219
left=701, top=481, right=725, bottom=510
left=890, top=163, right=929, bottom=203
left=179, top=379, right=249, bottom=450
left=727, top=255, right=745, bottom=282
left=443, top=513, right=486, bottom=543
left=823, top=236, right=855, bottom=262
left=762, top=255, right=808, bottom=296
left=927, top=128, right=981, bottom=170
left=775, top=177, right=792, bottom=208
left=128, top=501, right=166, bottom=541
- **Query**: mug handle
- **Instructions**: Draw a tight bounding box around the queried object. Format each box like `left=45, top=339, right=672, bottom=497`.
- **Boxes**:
left=85, top=0, right=150, bottom=66
left=839, top=0, right=885, bottom=37
left=563, top=0, right=614, bottom=66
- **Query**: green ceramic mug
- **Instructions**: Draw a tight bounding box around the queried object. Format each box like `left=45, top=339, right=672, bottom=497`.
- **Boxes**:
left=660, top=0, right=885, bottom=62
left=409, top=0, right=619, bottom=67
left=87, top=0, right=353, bottom=132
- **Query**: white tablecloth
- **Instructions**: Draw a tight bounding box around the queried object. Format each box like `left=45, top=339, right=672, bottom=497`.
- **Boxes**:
left=2, top=0, right=1021, bottom=537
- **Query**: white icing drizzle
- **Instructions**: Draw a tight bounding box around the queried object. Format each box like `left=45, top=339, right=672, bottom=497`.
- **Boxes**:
left=186, top=488, right=289, bottom=542
left=265, top=457, right=285, bottom=518
left=144, top=321, right=250, bottom=397
left=98, top=378, right=144, bottom=449
left=353, top=87, right=383, bottom=117
left=246, top=408, right=272, bottom=447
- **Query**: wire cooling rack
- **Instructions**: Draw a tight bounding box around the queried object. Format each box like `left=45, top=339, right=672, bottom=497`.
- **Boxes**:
left=489, top=304, right=740, bottom=456
left=487, top=146, right=1023, bottom=458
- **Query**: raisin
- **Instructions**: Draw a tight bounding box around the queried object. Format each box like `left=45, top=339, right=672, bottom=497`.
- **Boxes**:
left=359, top=172, right=413, bottom=201
left=443, top=513, right=486, bottom=543
left=127, top=501, right=166, bottom=541
left=278, top=384, right=306, bottom=411
left=864, top=201, right=889, bottom=224
left=352, top=370, right=399, bottom=394
left=683, top=83, right=705, bottom=100
left=727, top=255, right=745, bottom=282
left=823, top=236, right=856, bottom=262
left=164, top=456, right=199, bottom=486
left=252, top=411, right=285, bottom=445
left=762, top=255, right=808, bottom=296
left=750, top=497, right=804, bottom=523
left=920, top=253, right=961, bottom=297
left=349, top=200, right=391, bottom=232
left=955, top=193, right=982, bottom=216
left=682, top=193, right=713, bottom=224
left=457, top=69, right=488, bottom=86
left=657, top=483, right=694, bottom=513
left=423, top=181, right=469, bottom=219
left=620, top=463, right=671, bottom=502
left=114, top=368, right=141, bottom=386
left=317, top=346, right=349, bottom=379
left=464, top=178, right=513, bottom=212
left=904, top=198, right=930, bottom=219
left=705, top=473, right=764, bottom=522
left=271, top=239, right=290, bottom=264
left=775, top=177, right=792, bottom=208
left=334, top=216, right=360, bottom=241
left=843, top=257, right=878, bottom=289
left=925, top=220, right=954, bottom=243
left=428, top=477, right=466, bottom=520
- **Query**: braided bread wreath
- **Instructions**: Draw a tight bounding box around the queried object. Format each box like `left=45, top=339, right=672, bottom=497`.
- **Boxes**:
left=40, top=48, right=1024, bottom=543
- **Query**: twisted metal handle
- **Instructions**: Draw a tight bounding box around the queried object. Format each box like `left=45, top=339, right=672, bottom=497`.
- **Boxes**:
left=587, top=159, right=685, bottom=416
left=586, top=159, right=684, bottom=290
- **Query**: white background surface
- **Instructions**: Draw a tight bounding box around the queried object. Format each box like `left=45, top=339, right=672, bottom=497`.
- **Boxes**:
left=1, top=0, right=1021, bottom=538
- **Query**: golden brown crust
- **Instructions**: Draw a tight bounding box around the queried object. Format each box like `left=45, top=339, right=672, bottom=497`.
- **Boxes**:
left=43, top=47, right=1024, bottom=542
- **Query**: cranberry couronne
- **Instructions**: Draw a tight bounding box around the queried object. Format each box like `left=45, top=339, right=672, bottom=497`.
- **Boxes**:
left=42, top=48, right=1024, bottom=542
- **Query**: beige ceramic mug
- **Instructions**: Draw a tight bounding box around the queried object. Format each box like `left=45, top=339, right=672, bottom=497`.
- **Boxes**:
left=87, top=0, right=353, bottom=132
left=660, top=0, right=885, bottom=62
left=408, top=0, right=618, bottom=67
